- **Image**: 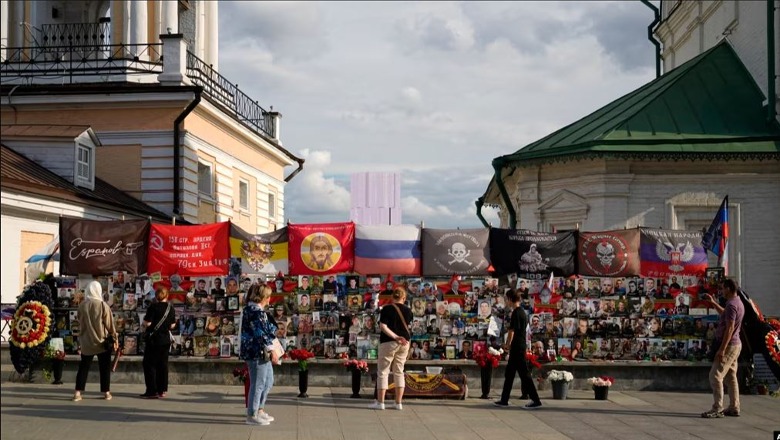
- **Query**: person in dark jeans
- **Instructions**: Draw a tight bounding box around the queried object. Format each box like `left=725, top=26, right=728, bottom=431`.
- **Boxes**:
left=494, top=288, right=542, bottom=409
left=73, top=281, right=117, bottom=401
left=140, top=287, right=176, bottom=398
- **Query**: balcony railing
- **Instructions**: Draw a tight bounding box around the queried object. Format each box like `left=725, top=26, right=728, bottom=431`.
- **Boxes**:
left=185, top=51, right=274, bottom=138
left=1, top=43, right=163, bottom=82
left=0, top=31, right=275, bottom=140
left=40, top=21, right=111, bottom=48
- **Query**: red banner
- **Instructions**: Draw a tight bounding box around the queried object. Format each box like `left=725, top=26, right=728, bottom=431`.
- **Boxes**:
left=288, top=222, right=355, bottom=275
left=147, top=222, right=230, bottom=276
left=578, top=229, right=640, bottom=277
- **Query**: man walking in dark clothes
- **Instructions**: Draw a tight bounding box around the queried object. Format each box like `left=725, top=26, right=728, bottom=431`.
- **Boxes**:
left=494, top=288, right=542, bottom=409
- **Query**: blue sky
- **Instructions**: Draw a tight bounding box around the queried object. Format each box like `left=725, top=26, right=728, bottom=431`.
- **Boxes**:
left=218, top=1, right=658, bottom=228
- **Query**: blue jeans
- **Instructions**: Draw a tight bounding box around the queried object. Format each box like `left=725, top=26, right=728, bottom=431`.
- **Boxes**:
left=247, top=359, right=274, bottom=416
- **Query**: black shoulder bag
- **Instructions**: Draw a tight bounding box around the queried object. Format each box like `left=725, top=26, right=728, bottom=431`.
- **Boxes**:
left=101, top=302, right=116, bottom=353
left=144, top=303, right=172, bottom=345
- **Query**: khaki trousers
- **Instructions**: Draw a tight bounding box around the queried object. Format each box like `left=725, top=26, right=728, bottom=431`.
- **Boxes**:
left=708, top=344, right=741, bottom=412
left=376, top=341, right=410, bottom=390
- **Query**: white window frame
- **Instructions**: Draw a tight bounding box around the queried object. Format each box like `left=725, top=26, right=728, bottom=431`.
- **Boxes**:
left=74, top=143, right=95, bottom=189
left=238, top=179, right=249, bottom=212
left=268, top=191, right=276, bottom=222
left=198, top=161, right=214, bottom=199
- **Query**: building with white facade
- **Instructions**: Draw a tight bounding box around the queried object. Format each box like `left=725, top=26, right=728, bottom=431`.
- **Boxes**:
left=1, top=1, right=304, bottom=302
left=478, top=1, right=780, bottom=313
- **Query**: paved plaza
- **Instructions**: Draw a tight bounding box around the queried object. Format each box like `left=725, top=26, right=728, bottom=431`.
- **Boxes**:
left=1, top=382, right=778, bottom=440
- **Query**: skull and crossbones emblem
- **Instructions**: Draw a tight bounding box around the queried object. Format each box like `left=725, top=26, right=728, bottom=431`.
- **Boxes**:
left=596, top=241, right=616, bottom=267
left=448, top=242, right=472, bottom=266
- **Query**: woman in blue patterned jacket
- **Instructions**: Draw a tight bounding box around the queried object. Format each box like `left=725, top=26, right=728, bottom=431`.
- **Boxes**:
left=240, top=284, right=279, bottom=426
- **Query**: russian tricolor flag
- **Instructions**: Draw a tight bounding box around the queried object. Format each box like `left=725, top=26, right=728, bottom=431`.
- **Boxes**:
left=354, top=225, right=421, bottom=275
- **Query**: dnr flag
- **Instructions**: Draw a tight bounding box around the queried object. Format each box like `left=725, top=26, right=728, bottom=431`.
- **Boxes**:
left=230, top=225, right=288, bottom=275
left=288, top=222, right=355, bottom=275
left=639, top=228, right=708, bottom=278
left=354, top=225, right=421, bottom=275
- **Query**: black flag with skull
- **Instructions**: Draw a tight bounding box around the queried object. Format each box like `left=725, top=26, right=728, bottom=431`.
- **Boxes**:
left=421, top=228, right=490, bottom=276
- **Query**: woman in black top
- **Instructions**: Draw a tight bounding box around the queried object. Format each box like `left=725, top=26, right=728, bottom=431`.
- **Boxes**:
left=140, top=287, right=177, bottom=398
left=369, top=287, right=412, bottom=411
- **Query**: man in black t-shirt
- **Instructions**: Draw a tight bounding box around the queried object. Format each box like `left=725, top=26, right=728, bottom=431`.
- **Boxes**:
left=494, top=288, right=542, bottom=409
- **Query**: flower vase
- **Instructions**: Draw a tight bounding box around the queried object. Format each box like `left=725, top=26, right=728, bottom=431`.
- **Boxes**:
left=479, top=367, right=492, bottom=399
left=51, top=359, right=64, bottom=385
left=551, top=381, right=569, bottom=400
left=593, top=386, right=609, bottom=400
left=298, top=370, right=309, bottom=398
left=350, top=369, right=362, bottom=398
left=243, top=378, right=250, bottom=408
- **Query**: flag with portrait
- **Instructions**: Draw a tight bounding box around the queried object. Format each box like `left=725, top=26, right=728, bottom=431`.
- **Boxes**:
left=287, top=222, right=355, bottom=275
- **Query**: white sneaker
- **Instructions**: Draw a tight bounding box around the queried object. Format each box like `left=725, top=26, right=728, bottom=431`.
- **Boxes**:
left=368, top=401, right=385, bottom=410
left=392, top=403, right=403, bottom=410
left=257, top=411, right=275, bottom=422
left=246, top=415, right=270, bottom=425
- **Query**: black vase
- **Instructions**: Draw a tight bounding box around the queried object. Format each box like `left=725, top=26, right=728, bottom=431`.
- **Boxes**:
left=593, top=386, right=609, bottom=400
left=52, top=359, right=64, bottom=385
left=298, top=370, right=309, bottom=398
left=350, top=369, right=362, bottom=398
left=480, top=367, right=492, bottom=399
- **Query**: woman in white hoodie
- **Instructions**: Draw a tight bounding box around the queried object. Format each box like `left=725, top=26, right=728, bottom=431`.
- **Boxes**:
left=73, top=281, right=117, bottom=401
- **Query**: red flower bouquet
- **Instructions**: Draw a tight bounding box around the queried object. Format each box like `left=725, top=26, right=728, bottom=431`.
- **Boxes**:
left=343, top=359, right=369, bottom=374
left=232, top=366, right=249, bottom=384
left=288, top=348, right=315, bottom=371
left=473, top=347, right=502, bottom=369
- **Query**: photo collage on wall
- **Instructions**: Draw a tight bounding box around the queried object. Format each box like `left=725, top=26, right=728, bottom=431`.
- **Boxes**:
left=49, top=266, right=721, bottom=362
left=519, top=273, right=720, bottom=362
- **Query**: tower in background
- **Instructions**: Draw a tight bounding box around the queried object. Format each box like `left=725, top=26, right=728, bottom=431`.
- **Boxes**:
left=350, top=172, right=401, bottom=225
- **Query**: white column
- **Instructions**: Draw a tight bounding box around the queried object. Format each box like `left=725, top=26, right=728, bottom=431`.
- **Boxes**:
left=1, top=1, right=9, bottom=60
left=196, top=0, right=205, bottom=60
left=129, top=0, right=148, bottom=58
left=157, top=33, right=189, bottom=85
left=122, top=0, right=132, bottom=45
left=13, top=0, right=24, bottom=47
left=206, top=0, right=218, bottom=69
left=161, top=0, right=178, bottom=35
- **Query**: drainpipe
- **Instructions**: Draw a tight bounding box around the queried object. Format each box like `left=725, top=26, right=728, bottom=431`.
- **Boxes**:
left=491, top=157, right=517, bottom=229
left=475, top=196, right=489, bottom=228
left=768, top=0, right=777, bottom=124
left=173, top=87, right=202, bottom=217
left=284, top=159, right=304, bottom=182
left=641, top=0, right=662, bottom=78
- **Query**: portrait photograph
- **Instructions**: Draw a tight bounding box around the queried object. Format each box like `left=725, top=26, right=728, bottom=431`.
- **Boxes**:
left=227, top=295, right=240, bottom=311
left=215, top=295, right=226, bottom=312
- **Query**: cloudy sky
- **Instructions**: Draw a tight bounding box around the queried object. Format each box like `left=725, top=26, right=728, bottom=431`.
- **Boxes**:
left=218, top=1, right=658, bottom=228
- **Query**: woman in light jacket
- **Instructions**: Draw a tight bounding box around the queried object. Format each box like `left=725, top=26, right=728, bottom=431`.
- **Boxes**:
left=73, top=280, right=117, bottom=401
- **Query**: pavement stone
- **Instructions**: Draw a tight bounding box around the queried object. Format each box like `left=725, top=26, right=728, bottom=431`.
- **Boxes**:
left=1, top=383, right=778, bottom=440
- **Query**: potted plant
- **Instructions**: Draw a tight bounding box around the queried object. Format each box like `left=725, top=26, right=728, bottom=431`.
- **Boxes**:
left=343, top=358, right=370, bottom=398
left=587, top=376, right=614, bottom=400
left=473, top=347, right=503, bottom=399
left=547, top=370, right=574, bottom=400
left=43, top=345, right=66, bottom=385
left=288, top=348, right=315, bottom=398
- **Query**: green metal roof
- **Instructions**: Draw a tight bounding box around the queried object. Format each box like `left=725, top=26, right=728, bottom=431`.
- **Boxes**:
left=481, top=41, right=780, bottom=208
left=495, top=41, right=780, bottom=163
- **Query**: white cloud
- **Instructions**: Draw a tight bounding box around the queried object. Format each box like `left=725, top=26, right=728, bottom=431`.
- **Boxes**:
left=219, top=1, right=657, bottom=228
